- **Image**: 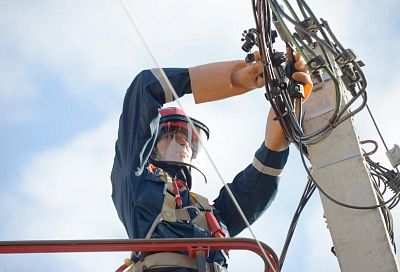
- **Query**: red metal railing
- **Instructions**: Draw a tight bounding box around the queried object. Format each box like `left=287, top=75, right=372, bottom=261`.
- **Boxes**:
left=0, top=238, right=279, bottom=272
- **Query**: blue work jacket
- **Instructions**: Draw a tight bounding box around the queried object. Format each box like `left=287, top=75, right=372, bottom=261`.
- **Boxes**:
left=111, top=68, right=289, bottom=268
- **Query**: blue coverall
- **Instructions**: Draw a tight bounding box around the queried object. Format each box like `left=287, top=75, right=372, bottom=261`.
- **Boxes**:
left=111, top=68, right=289, bottom=270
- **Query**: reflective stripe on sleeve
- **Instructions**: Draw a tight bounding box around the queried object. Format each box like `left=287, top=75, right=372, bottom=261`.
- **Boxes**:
left=252, top=157, right=283, bottom=176
left=150, top=68, right=174, bottom=103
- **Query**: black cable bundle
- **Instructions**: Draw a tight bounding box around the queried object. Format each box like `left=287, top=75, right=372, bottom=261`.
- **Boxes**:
left=246, top=0, right=398, bottom=269
left=251, top=0, right=368, bottom=146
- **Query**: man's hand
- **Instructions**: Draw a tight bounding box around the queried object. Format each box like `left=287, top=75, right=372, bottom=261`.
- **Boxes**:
left=292, top=52, right=313, bottom=102
left=231, top=52, right=265, bottom=90
left=190, top=52, right=265, bottom=104
left=190, top=51, right=312, bottom=106
left=265, top=52, right=313, bottom=151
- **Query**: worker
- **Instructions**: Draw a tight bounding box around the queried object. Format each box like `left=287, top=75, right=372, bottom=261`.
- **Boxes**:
left=111, top=52, right=312, bottom=271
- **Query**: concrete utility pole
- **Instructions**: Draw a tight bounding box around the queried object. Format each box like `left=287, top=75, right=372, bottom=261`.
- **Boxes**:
left=302, top=63, right=399, bottom=271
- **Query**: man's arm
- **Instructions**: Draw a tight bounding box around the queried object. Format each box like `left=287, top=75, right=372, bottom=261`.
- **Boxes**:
left=212, top=54, right=313, bottom=236
left=189, top=53, right=264, bottom=103
left=190, top=52, right=312, bottom=152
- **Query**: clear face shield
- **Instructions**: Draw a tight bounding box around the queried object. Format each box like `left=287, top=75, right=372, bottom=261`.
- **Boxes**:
left=152, top=120, right=209, bottom=164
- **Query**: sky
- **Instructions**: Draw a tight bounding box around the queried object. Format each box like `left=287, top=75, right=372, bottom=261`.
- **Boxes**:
left=0, top=0, right=399, bottom=271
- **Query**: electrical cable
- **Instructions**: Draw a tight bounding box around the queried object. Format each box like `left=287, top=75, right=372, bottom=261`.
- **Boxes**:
left=269, top=0, right=339, bottom=57
left=297, top=0, right=337, bottom=52
left=298, top=142, right=400, bottom=210
left=256, top=0, right=370, bottom=148
left=255, top=0, right=398, bottom=268
left=264, top=1, right=341, bottom=144
left=365, top=104, right=399, bottom=173
left=279, top=177, right=316, bottom=269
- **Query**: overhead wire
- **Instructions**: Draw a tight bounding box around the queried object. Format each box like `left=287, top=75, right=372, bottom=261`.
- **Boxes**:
left=257, top=0, right=398, bottom=266
left=275, top=0, right=369, bottom=136
left=266, top=0, right=344, bottom=145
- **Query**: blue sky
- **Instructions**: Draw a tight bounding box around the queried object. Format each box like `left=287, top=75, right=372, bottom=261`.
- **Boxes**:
left=0, top=0, right=399, bottom=271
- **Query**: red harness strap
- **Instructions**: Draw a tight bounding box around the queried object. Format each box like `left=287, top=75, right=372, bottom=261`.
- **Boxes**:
left=205, top=212, right=226, bottom=239
left=172, top=179, right=184, bottom=208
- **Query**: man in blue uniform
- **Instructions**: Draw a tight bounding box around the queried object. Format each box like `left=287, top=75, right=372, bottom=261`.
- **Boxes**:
left=111, top=53, right=312, bottom=271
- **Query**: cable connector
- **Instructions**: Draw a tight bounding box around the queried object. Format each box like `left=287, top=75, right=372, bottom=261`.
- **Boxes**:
left=340, top=62, right=361, bottom=93
left=271, top=51, right=286, bottom=67
left=268, top=79, right=282, bottom=99
left=335, top=49, right=357, bottom=66
left=335, top=49, right=363, bottom=93
left=245, top=53, right=255, bottom=63
left=385, top=171, right=400, bottom=194
left=307, top=55, right=326, bottom=83
left=241, top=28, right=258, bottom=53
left=295, top=17, right=319, bottom=43
left=288, top=84, right=304, bottom=99
left=386, top=144, right=400, bottom=168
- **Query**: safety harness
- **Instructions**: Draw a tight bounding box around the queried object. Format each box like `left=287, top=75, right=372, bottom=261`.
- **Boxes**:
left=118, top=164, right=229, bottom=272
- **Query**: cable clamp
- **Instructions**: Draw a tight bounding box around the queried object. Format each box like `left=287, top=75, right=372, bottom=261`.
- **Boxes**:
left=335, top=49, right=357, bottom=66
left=307, top=55, right=326, bottom=72
left=288, top=84, right=304, bottom=99
left=328, top=119, right=336, bottom=129
left=340, top=63, right=361, bottom=91
left=295, top=17, right=319, bottom=42
left=386, top=144, right=400, bottom=168
left=241, top=28, right=258, bottom=53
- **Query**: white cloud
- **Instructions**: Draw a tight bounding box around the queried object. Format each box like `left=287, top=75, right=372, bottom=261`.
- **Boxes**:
left=0, top=0, right=255, bottom=114
left=10, top=117, right=123, bottom=238
left=0, top=64, right=38, bottom=123
left=1, top=117, right=127, bottom=270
